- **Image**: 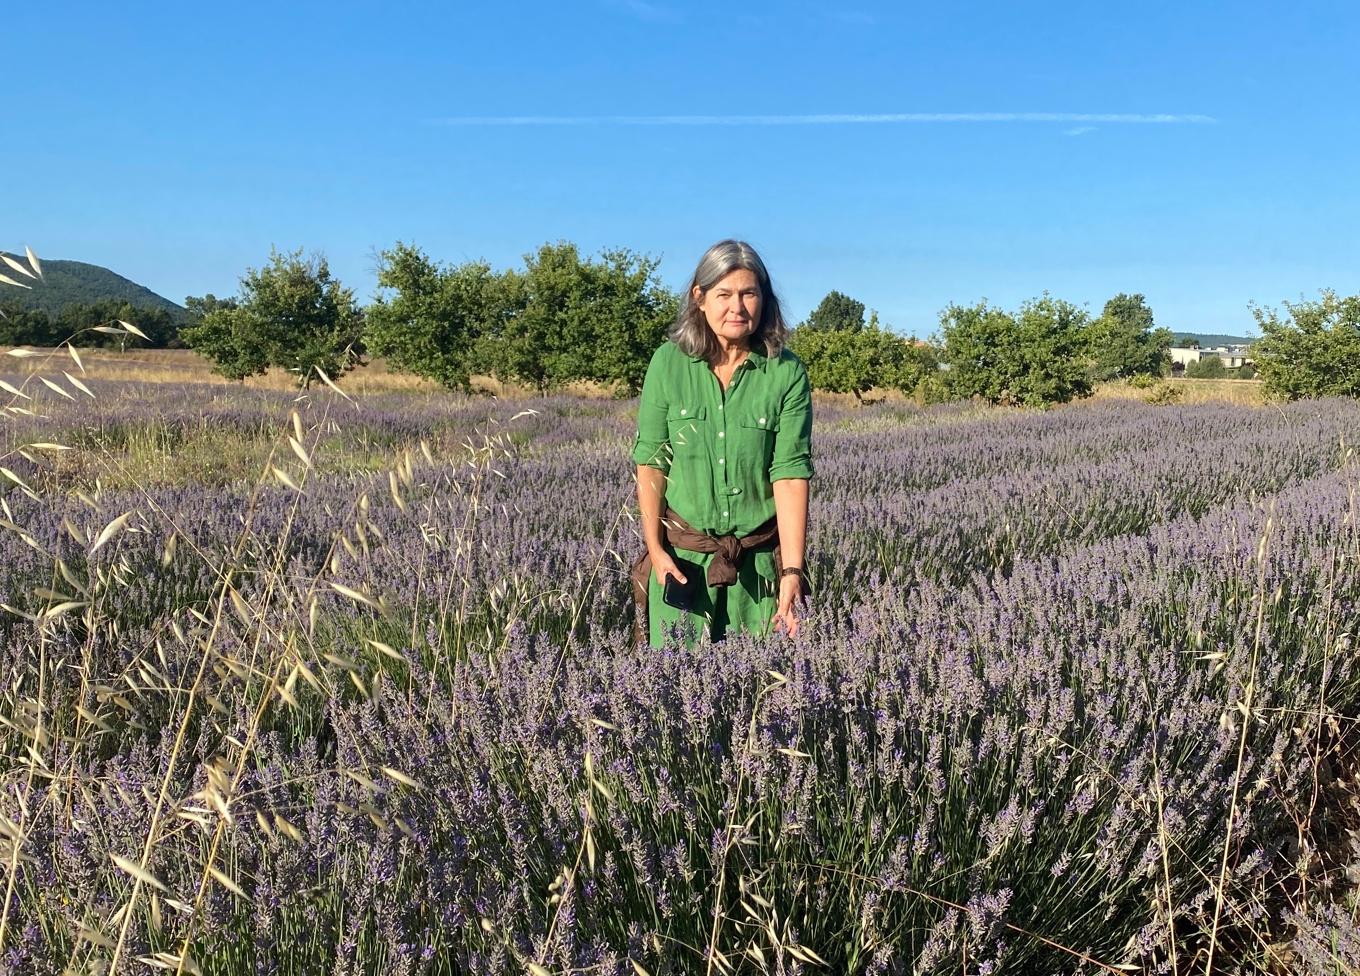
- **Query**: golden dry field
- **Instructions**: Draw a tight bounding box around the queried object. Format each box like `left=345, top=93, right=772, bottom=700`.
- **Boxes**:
left=1093, top=375, right=1267, bottom=406
left=4, top=347, right=1271, bottom=407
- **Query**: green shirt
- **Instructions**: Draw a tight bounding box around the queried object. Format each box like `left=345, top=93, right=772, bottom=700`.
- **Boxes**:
left=631, top=340, right=814, bottom=536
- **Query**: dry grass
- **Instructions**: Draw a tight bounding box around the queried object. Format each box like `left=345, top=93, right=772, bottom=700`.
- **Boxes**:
left=1095, top=377, right=1268, bottom=406
left=0, top=346, right=448, bottom=394
left=0, top=349, right=1273, bottom=407
left=0, top=346, right=641, bottom=399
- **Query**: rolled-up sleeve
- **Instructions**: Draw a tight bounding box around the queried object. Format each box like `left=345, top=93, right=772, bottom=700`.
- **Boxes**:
left=769, top=362, right=814, bottom=481
left=631, top=347, right=671, bottom=472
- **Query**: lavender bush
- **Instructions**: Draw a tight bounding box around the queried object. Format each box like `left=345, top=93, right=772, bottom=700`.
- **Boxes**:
left=1, top=372, right=1358, bottom=974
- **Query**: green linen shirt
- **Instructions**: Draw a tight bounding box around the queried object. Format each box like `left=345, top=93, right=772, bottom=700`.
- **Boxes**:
left=631, top=340, right=814, bottom=536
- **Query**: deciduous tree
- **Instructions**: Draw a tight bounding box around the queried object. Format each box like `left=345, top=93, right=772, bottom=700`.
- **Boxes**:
left=365, top=243, right=513, bottom=393
left=182, top=250, right=363, bottom=385
left=477, top=242, right=677, bottom=395
left=802, top=291, right=866, bottom=333
left=1087, top=293, right=1173, bottom=380
left=940, top=294, right=1092, bottom=406
left=1250, top=291, right=1360, bottom=399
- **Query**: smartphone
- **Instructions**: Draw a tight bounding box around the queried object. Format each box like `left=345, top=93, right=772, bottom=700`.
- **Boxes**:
left=662, top=570, right=697, bottom=611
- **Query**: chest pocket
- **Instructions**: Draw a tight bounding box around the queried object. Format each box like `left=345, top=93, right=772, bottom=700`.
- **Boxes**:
left=667, top=404, right=707, bottom=454
left=735, top=411, right=780, bottom=470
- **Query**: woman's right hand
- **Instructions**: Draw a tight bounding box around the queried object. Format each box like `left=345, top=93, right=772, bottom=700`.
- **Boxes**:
left=651, top=549, right=688, bottom=589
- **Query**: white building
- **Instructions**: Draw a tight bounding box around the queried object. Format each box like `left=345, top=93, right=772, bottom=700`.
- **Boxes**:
left=1169, top=344, right=1253, bottom=370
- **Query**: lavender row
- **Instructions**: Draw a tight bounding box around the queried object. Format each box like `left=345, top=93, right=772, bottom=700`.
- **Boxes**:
left=1, top=395, right=1359, bottom=973
left=5, top=462, right=1358, bottom=973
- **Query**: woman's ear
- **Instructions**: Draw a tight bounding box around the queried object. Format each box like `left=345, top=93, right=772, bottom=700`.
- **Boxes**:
left=692, top=284, right=705, bottom=308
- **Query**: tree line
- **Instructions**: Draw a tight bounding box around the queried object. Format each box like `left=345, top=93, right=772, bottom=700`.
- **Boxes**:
left=0, top=299, right=181, bottom=348
left=8, top=242, right=1352, bottom=404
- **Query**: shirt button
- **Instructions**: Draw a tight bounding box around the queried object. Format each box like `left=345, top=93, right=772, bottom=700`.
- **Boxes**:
left=722, top=510, right=729, bottom=517
left=759, top=417, right=766, bottom=425
left=680, top=408, right=687, bottom=415
left=718, top=431, right=725, bottom=438
left=718, top=458, right=725, bottom=464
left=718, top=404, right=723, bottom=410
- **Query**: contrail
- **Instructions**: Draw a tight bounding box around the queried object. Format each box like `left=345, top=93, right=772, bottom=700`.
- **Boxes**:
left=428, top=112, right=1215, bottom=127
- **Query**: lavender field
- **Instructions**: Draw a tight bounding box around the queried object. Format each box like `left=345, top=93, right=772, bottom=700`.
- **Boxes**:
left=2, top=375, right=1360, bottom=975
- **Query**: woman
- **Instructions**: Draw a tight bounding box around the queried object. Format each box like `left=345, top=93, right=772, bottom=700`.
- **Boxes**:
left=630, top=239, right=813, bottom=648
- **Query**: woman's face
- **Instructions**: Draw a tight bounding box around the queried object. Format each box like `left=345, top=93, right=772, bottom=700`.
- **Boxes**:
left=696, top=269, right=762, bottom=348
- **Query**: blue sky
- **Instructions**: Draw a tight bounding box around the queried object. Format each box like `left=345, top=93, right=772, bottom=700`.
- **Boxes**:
left=6, top=0, right=1358, bottom=336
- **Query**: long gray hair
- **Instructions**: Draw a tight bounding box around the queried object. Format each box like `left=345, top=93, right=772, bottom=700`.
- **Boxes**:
left=671, top=239, right=790, bottom=361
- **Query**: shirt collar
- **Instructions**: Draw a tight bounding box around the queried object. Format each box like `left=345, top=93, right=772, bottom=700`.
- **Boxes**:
left=687, top=345, right=768, bottom=371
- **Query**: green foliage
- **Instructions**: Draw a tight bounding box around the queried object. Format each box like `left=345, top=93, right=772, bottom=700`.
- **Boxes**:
left=0, top=303, right=62, bottom=346
left=1087, top=293, right=1173, bottom=380
left=789, top=323, right=880, bottom=400
left=181, top=250, right=363, bottom=385
left=365, top=243, right=513, bottom=393
left=1185, top=355, right=1227, bottom=379
left=0, top=256, right=186, bottom=319
left=939, top=294, right=1093, bottom=407
left=0, top=299, right=179, bottom=348
left=802, top=290, right=866, bottom=333
left=1237, top=362, right=1256, bottom=380
left=484, top=242, right=677, bottom=395
left=790, top=313, right=938, bottom=402
left=1250, top=291, right=1360, bottom=400
left=369, top=241, right=677, bottom=396
left=179, top=294, right=261, bottom=381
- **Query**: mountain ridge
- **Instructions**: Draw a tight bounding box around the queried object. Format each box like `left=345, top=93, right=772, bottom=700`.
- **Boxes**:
left=0, top=256, right=187, bottom=320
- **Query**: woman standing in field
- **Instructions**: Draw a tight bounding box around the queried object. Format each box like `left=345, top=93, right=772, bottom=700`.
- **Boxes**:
left=630, top=239, right=813, bottom=647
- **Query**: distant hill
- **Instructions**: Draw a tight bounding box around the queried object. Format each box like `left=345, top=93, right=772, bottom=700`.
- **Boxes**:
left=1172, top=332, right=1256, bottom=348
left=0, top=256, right=187, bottom=320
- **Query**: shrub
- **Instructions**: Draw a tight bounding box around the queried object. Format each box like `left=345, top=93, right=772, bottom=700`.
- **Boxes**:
left=940, top=294, right=1092, bottom=406
left=1250, top=290, right=1360, bottom=400
left=182, top=249, right=364, bottom=385
left=1185, top=355, right=1227, bottom=379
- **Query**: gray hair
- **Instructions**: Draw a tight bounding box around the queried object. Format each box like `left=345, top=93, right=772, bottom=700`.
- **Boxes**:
left=671, top=239, right=790, bottom=361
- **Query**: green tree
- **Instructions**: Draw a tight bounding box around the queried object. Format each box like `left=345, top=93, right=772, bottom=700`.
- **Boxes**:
left=182, top=250, right=364, bottom=385
left=1086, top=293, right=1173, bottom=380
left=1250, top=291, right=1360, bottom=399
left=1185, top=355, right=1227, bottom=379
left=0, top=303, right=59, bottom=346
left=940, top=294, right=1092, bottom=407
left=791, top=313, right=936, bottom=403
left=365, top=243, right=514, bottom=393
left=178, top=294, right=262, bottom=381
left=478, top=242, right=677, bottom=395
left=789, top=326, right=877, bottom=400
left=882, top=335, right=945, bottom=402
left=802, top=291, right=866, bottom=333
left=56, top=300, right=178, bottom=348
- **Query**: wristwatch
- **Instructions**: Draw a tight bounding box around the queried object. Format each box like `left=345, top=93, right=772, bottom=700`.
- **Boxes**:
left=780, top=567, right=806, bottom=579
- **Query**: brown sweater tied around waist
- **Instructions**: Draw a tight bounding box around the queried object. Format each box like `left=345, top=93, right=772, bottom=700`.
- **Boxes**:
left=629, top=507, right=810, bottom=647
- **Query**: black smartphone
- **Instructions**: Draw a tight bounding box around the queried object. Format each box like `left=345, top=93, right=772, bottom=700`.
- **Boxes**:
left=662, top=570, right=697, bottom=611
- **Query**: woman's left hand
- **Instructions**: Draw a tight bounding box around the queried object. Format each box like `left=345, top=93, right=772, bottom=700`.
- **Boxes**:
left=772, top=574, right=805, bottom=638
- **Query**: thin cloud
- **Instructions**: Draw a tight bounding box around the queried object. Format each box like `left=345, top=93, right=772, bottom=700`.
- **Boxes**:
left=604, top=0, right=680, bottom=22
left=1064, top=126, right=1097, bottom=136
left=429, top=112, right=1215, bottom=127
left=824, top=8, right=877, bottom=25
